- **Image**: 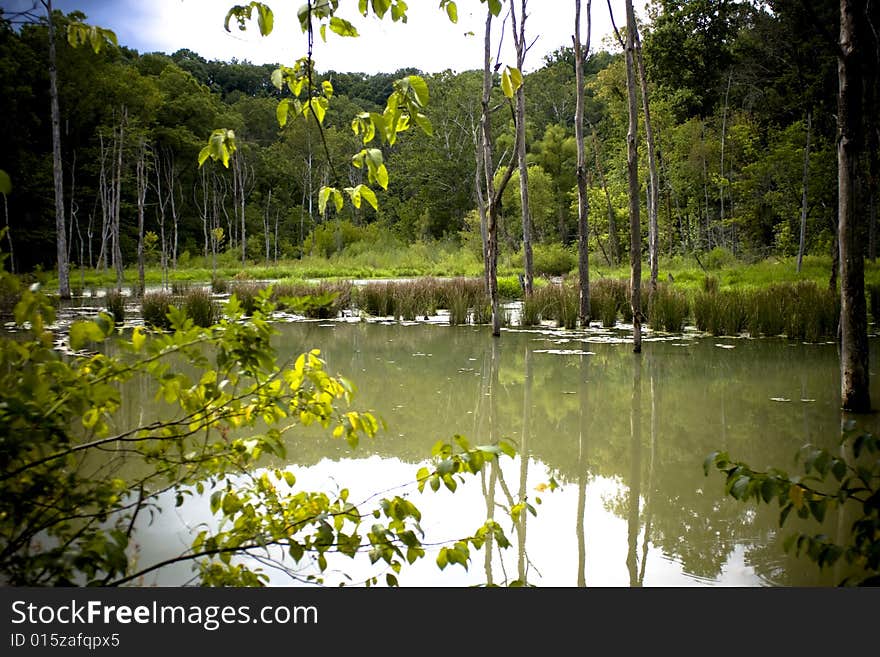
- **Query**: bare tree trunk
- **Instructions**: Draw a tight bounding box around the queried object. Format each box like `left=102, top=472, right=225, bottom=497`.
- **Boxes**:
left=719, top=70, right=733, bottom=249
left=135, top=139, right=148, bottom=297
left=574, top=0, right=592, bottom=325
left=511, top=0, right=534, bottom=297
left=634, top=20, right=660, bottom=291
left=473, top=121, right=490, bottom=293
left=625, top=0, right=642, bottom=353
left=264, top=188, right=272, bottom=265
left=153, top=147, right=168, bottom=289
left=838, top=0, right=870, bottom=412
left=797, top=110, right=813, bottom=273
left=480, top=10, right=518, bottom=337
left=44, top=0, right=70, bottom=298
left=2, top=191, right=13, bottom=273
left=96, top=133, right=110, bottom=273
left=112, top=107, right=126, bottom=291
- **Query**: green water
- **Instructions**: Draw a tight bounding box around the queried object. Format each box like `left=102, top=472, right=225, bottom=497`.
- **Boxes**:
left=126, top=318, right=879, bottom=586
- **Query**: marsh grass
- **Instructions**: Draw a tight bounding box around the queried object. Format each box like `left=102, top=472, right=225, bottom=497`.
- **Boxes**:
left=590, top=279, right=625, bottom=327
left=182, top=288, right=219, bottom=328
left=105, top=289, right=126, bottom=325
left=141, top=291, right=173, bottom=330
left=647, top=283, right=690, bottom=332
left=272, top=281, right=352, bottom=318
left=229, top=282, right=264, bottom=316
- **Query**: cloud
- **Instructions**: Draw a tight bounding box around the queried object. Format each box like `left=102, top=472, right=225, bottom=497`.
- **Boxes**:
left=33, top=0, right=636, bottom=73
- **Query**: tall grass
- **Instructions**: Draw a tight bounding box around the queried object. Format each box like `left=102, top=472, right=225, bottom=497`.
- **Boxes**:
left=272, top=281, right=352, bottom=319
left=105, top=290, right=126, bottom=325
left=647, top=283, right=690, bottom=332
left=182, top=288, right=219, bottom=328
left=141, top=291, right=173, bottom=330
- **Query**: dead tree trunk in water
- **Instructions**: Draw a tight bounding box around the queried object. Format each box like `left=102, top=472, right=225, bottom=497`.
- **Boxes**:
left=44, top=0, right=70, bottom=298
left=624, top=0, right=643, bottom=353
left=574, top=0, right=592, bottom=325
left=480, top=9, right=517, bottom=337
left=837, top=0, right=870, bottom=412
left=511, top=0, right=534, bottom=297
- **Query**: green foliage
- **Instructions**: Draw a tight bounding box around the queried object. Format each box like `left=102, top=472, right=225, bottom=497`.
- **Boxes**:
left=705, top=424, right=880, bottom=585
left=0, top=273, right=516, bottom=586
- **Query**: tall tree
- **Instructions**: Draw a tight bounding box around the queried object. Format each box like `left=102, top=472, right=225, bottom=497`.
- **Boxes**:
left=837, top=0, right=871, bottom=412
left=574, top=0, right=592, bottom=325
left=510, top=0, right=534, bottom=296
left=633, top=14, right=660, bottom=290
left=624, top=0, right=643, bottom=353
left=43, top=0, right=69, bottom=298
left=479, top=5, right=519, bottom=337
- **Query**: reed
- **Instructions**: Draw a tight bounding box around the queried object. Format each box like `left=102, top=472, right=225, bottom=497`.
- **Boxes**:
left=182, top=287, right=219, bottom=328
left=590, top=279, right=622, bottom=328
left=229, top=282, right=264, bottom=316
left=141, top=290, right=173, bottom=330
left=105, top=289, right=126, bottom=325
left=647, top=283, right=689, bottom=332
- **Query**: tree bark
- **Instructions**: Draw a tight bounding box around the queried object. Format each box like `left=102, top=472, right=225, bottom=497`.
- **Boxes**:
left=44, top=0, right=70, bottom=299
left=135, top=139, right=148, bottom=298
left=633, top=17, right=660, bottom=291
left=837, top=0, right=870, bottom=412
left=625, top=0, right=642, bottom=353
left=480, top=10, right=517, bottom=337
left=511, top=0, right=534, bottom=297
left=574, top=0, right=592, bottom=325
left=797, top=110, right=812, bottom=273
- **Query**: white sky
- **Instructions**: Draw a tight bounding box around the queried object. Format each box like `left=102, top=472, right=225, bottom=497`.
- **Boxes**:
left=32, top=0, right=647, bottom=74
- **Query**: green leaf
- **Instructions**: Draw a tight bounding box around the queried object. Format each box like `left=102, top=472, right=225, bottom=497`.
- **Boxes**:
left=501, top=66, right=523, bottom=99
left=445, top=1, right=458, bottom=23
left=318, top=187, right=331, bottom=215
left=329, top=17, right=360, bottom=37
left=276, top=99, right=290, bottom=127
left=69, top=320, right=108, bottom=351
left=0, top=169, right=11, bottom=195
left=487, top=0, right=502, bottom=17
left=256, top=3, right=274, bottom=35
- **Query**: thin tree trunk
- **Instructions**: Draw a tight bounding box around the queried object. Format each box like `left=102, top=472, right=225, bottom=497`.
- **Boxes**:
left=2, top=192, right=13, bottom=273
left=112, top=107, right=126, bottom=291
left=511, top=0, right=534, bottom=297
left=797, top=110, right=813, bottom=273
left=625, top=0, right=642, bottom=353
left=574, top=0, right=592, bottom=325
left=719, top=70, right=733, bottom=250
left=634, top=21, right=660, bottom=290
left=264, top=188, right=272, bottom=265
left=837, top=0, right=870, bottom=412
left=480, top=10, right=518, bottom=337
left=135, top=139, right=147, bottom=297
left=44, top=0, right=70, bottom=298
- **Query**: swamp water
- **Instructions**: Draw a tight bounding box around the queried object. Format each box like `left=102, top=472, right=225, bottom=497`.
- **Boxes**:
left=118, top=316, right=880, bottom=587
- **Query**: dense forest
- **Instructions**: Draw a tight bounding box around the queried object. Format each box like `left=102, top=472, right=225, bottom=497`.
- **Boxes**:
left=0, top=0, right=872, bottom=280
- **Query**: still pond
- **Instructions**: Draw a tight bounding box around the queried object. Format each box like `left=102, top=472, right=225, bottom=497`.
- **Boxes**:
left=120, top=316, right=878, bottom=587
